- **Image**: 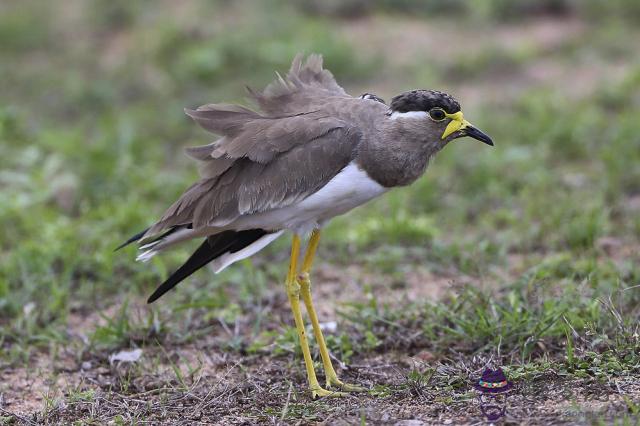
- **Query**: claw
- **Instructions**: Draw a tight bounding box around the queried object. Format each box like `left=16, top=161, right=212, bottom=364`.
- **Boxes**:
left=337, top=382, right=368, bottom=392
left=311, top=386, right=349, bottom=398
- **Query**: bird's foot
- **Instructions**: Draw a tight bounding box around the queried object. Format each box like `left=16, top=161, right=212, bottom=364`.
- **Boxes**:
left=310, top=386, right=349, bottom=398
left=327, top=376, right=367, bottom=392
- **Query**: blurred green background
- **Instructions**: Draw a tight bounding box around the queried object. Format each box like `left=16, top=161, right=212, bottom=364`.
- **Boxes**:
left=1, top=0, right=639, bottom=365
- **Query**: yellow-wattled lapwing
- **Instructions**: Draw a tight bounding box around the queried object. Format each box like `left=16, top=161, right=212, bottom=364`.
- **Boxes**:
left=119, top=54, right=493, bottom=398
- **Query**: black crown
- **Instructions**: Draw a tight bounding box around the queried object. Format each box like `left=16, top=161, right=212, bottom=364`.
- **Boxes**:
left=390, top=89, right=460, bottom=114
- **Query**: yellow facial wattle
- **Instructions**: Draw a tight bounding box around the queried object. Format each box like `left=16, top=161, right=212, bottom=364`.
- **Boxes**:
left=441, top=111, right=472, bottom=140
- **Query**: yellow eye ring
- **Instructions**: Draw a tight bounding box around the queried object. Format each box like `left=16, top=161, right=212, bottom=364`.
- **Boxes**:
left=428, top=108, right=446, bottom=122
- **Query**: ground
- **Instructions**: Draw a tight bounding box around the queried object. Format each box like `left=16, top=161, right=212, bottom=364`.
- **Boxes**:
left=1, top=1, right=640, bottom=424
left=3, top=256, right=640, bottom=424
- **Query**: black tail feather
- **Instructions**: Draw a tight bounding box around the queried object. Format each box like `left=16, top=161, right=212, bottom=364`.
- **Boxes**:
left=147, top=229, right=269, bottom=303
left=115, top=227, right=150, bottom=251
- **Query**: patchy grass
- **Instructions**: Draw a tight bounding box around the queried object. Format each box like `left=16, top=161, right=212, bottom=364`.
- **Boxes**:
left=1, top=1, right=640, bottom=424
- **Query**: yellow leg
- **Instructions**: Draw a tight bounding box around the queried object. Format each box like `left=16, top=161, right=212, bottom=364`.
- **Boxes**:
left=285, top=234, right=346, bottom=398
left=298, top=230, right=366, bottom=392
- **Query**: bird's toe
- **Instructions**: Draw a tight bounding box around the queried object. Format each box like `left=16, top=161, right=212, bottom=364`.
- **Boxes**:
left=311, top=386, right=349, bottom=398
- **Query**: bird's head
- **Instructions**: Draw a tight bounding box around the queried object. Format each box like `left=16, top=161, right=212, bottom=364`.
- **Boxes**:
left=386, top=89, right=493, bottom=149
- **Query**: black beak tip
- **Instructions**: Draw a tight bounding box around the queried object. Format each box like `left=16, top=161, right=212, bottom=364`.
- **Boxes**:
left=465, top=126, right=494, bottom=146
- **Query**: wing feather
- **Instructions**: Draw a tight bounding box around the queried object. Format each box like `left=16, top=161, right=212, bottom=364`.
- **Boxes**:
left=143, top=54, right=363, bottom=238
left=248, top=53, right=349, bottom=115
left=146, top=125, right=360, bottom=235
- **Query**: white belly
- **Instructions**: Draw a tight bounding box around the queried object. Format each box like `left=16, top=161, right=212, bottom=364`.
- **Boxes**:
left=233, top=162, right=388, bottom=233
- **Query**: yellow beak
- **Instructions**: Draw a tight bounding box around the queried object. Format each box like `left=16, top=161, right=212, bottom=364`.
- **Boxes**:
left=441, top=111, right=494, bottom=146
left=441, top=111, right=471, bottom=140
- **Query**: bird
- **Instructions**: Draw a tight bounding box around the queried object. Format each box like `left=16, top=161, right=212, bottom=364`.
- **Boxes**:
left=118, top=53, right=493, bottom=398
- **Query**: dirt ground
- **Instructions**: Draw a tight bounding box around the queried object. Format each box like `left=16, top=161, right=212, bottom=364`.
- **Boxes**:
left=7, top=355, right=638, bottom=424
left=2, top=253, right=639, bottom=425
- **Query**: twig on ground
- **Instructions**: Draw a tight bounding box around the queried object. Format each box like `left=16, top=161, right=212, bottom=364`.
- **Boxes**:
left=280, top=382, right=293, bottom=421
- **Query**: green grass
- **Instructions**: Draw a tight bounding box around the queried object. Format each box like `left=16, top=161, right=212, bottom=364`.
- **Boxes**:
left=1, top=0, right=640, bottom=422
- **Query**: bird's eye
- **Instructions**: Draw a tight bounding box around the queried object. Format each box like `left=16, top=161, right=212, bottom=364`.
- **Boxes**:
left=428, top=108, right=446, bottom=121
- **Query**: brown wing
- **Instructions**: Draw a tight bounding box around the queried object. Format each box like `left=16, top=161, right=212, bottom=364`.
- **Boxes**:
left=182, top=53, right=355, bottom=175
left=146, top=122, right=361, bottom=236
